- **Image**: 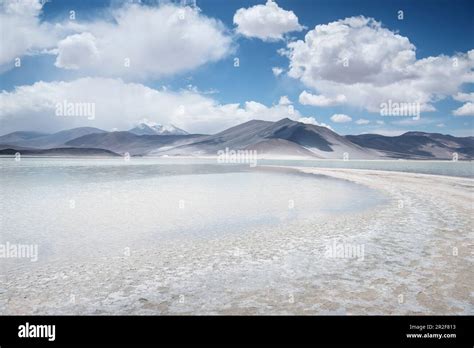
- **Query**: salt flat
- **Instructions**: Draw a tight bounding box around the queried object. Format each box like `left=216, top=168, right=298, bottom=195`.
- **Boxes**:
left=1, top=165, right=472, bottom=315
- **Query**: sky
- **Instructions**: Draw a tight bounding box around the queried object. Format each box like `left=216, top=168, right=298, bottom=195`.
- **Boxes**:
left=0, top=0, right=473, bottom=136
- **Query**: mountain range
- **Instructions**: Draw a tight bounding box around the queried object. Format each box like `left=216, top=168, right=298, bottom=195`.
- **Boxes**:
left=0, top=119, right=472, bottom=159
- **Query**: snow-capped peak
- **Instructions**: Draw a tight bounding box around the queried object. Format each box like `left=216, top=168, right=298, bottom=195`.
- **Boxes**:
left=129, top=120, right=189, bottom=135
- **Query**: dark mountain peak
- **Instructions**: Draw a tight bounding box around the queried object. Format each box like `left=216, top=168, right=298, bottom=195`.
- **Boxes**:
left=274, top=117, right=296, bottom=126
left=213, top=119, right=273, bottom=136
left=234, top=119, right=273, bottom=127
left=277, top=117, right=293, bottom=122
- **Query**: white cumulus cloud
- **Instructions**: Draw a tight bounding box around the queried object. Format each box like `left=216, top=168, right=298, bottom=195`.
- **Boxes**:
left=55, top=33, right=101, bottom=70
left=278, top=95, right=291, bottom=105
left=299, top=90, right=347, bottom=107
left=453, top=102, right=474, bottom=116
left=54, top=3, right=233, bottom=79
left=452, top=92, right=474, bottom=116
left=272, top=67, right=284, bottom=76
left=283, top=16, right=474, bottom=113
left=330, top=114, right=352, bottom=123
left=453, top=92, right=474, bottom=102
left=234, top=0, right=303, bottom=41
left=297, top=117, right=333, bottom=130
left=0, top=0, right=61, bottom=68
left=355, top=119, right=370, bottom=125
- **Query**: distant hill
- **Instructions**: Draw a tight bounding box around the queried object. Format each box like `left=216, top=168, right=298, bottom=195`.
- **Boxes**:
left=65, top=131, right=205, bottom=155
left=0, top=131, right=50, bottom=144
left=1, top=120, right=472, bottom=159
left=346, top=132, right=474, bottom=160
left=153, top=118, right=380, bottom=159
left=0, top=127, right=106, bottom=149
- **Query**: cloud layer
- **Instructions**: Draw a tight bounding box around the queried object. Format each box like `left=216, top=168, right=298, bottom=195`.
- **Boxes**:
left=54, top=4, right=233, bottom=79
left=2, top=2, right=472, bottom=136
left=283, top=16, right=474, bottom=113
left=234, top=0, right=303, bottom=41
left=0, top=78, right=310, bottom=134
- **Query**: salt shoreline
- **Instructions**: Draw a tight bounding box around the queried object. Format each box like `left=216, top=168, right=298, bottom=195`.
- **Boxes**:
left=1, top=167, right=473, bottom=315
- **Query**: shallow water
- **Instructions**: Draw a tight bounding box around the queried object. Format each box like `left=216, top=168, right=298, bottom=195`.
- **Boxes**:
left=0, top=158, right=383, bottom=270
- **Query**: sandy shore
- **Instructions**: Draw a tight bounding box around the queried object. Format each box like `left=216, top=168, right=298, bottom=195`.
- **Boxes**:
left=1, top=167, right=473, bottom=315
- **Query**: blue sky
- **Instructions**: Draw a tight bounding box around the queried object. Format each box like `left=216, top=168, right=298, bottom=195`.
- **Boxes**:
left=0, top=0, right=473, bottom=135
